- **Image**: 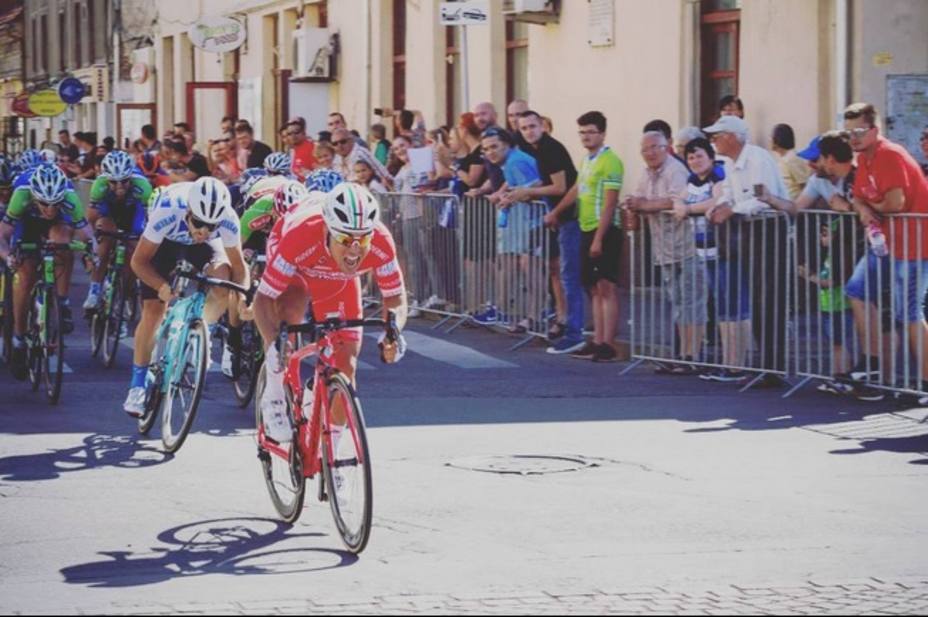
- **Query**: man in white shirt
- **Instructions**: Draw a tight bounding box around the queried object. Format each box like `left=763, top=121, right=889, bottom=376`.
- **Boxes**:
left=704, top=115, right=791, bottom=386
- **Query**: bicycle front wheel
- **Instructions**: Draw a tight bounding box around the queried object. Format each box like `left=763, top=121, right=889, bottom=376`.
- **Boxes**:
left=255, top=366, right=306, bottom=523
left=322, top=371, right=373, bottom=554
left=160, top=320, right=207, bottom=453
left=26, top=288, right=42, bottom=392
left=42, top=292, right=64, bottom=404
left=138, top=330, right=169, bottom=436
left=234, top=321, right=262, bottom=408
left=102, top=275, right=126, bottom=368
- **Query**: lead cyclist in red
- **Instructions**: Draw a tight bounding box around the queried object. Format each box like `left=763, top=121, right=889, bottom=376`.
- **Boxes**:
left=252, top=182, right=408, bottom=443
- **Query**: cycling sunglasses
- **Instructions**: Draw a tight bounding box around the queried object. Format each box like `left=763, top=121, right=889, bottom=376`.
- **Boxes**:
left=187, top=214, right=218, bottom=232
left=330, top=230, right=373, bottom=249
left=108, top=178, right=131, bottom=187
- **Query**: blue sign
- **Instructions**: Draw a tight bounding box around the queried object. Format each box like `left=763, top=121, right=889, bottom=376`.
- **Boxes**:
left=57, top=77, right=87, bottom=105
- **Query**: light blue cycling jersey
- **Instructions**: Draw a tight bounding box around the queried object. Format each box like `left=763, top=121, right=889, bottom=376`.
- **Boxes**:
left=143, top=182, right=241, bottom=248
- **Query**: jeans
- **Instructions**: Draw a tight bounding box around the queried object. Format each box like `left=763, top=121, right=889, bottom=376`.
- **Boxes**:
left=558, top=220, right=584, bottom=342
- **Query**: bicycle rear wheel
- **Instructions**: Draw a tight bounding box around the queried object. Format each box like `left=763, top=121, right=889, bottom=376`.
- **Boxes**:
left=89, top=308, right=104, bottom=358
left=234, top=321, right=262, bottom=408
left=322, top=371, right=373, bottom=554
left=102, top=275, right=126, bottom=368
left=1, top=268, right=12, bottom=365
left=255, top=366, right=306, bottom=523
left=42, top=291, right=64, bottom=404
left=138, top=331, right=168, bottom=436
left=160, top=319, right=207, bottom=453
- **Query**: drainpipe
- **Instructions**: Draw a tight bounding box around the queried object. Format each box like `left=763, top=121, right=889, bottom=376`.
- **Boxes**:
left=365, top=0, right=371, bottom=130
left=834, top=0, right=849, bottom=122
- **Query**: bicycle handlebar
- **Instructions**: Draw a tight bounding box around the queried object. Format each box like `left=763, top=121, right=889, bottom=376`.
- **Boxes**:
left=285, top=310, right=399, bottom=342
left=95, top=230, right=140, bottom=242
left=18, top=240, right=88, bottom=252
left=173, top=267, right=256, bottom=304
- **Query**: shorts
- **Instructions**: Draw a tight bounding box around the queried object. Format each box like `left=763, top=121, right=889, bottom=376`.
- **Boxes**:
left=91, top=200, right=147, bottom=235
left=497, top=202, right=543, bottom=255
left=580, top=226, right=622, bottom=290
left=139, top=238, right=228, bottom=301
left=714, top=259, right=751, bottom=322
left=820, top=309, right=854, bottom=346
left=891, top=259, right=928, bottom=324
left=10, top=216, right=56, bottom=250
left=660, top=257, right=707, bottom=325
left=845, top=251, right=891, bottom=304
left=547, top=226, right=560, bottom=260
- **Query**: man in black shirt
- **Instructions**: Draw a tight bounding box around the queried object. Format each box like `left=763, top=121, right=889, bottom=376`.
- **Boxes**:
left=163, top=139, right=210, bottom=182
left=507, top=110, right=584, bottom=354
left=234, top=124, right=272, bottom=169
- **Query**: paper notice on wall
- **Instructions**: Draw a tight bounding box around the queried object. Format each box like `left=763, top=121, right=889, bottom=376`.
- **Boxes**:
left=589, top=0, right=614, bottom=47
left=237, top=78, right=262, bottom=140
left=409, top=147, right=435, bottom=175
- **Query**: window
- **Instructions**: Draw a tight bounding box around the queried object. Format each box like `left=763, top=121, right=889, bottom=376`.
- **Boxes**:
left=445, top=26, right=463, bottom=126
left=87, top=0, right=96, bottom=63
left=505, top=21, right=528, bottom=105
left=38, top=13, right=48, bottom=74
left=392, top=0, right=406, bottom=111
left=699, top=0, right=740, bottom=124
left=58, top=10, right=66, bottom=72
left=73, top=3, right=82, bottom=67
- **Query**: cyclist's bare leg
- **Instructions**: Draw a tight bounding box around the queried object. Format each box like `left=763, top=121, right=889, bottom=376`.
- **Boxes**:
left=203, top=262, right=231, bottom=324
left=12, top=257, right=38, bottom=336
left=330, top=337, right=361, bottom=426
left=48, top=223, right=74, bottom=299
left=91, top=216, right=116, bottom=284
left=134, top=299, right=167, bottom=365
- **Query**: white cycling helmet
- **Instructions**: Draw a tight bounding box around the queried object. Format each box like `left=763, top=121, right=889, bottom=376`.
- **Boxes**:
left=187, top=177, right=231, bottom=224
left=322, top=182, right=379, bottom=235
left=39, top=149, right=58, bottom=164
left=263, top=152, right=292, bottom=175
left=101, top=150, right=135, bottom=181
left=273, top=180, right=309, bottom=217
left=29, top=164, right=69, bottom=205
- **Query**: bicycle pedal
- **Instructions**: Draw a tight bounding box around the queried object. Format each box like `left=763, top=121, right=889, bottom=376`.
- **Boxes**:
left=256, top=448, right=270, bottom=463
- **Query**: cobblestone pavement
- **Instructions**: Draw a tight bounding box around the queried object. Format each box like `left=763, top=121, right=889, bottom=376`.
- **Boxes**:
left=23, top=578, right=928, bottom=615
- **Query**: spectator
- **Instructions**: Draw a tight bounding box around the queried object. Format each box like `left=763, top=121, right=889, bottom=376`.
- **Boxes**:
left=287, top=120, right=317, bottom=181
left=332, top=127, right=393, bottom=188
left=354, top=159, right=387, bottom=193
left=920, top=128, right=928, bottom=177
left=643, top=119, right=672, bottom=143
left=162, top=138, right=210, bottom=182
left=792, top=135, right=854, bottom=212
left=626, top=131, right=705, bottom=372
left=57, top=152, right=77, bottom=179
left=844, top=102, right=928, bottom=401
left=506, top=99, right=530, bottom=148
left=57, top=130, right=79, bottom=162
left=72, top=132, right=97, bottom=180
left=771, top=123, right=811, bottom=200
left=397, top=109, right=427, bottom=147
left=426, top=127, right=454, bottom=190
left=278, top=124, right=292, bottom=151
left=136, top=150, right=165, bottom=187
left=466, top=102, right=506, bottom=198
left=369, top=123, right=391, bottom=167
left=513, top=110, right=582, bottom=352
left=314, top=142, right=336, bottom=170
left=704, top=114, right=791, bottom=386
left=391, top=134, right=432, bottom=315
left=235, top=123, right=272, bottom=170
left=674, top=126, right=705, bottom=159
left=221, top=116, right=236, bottom=136
left=140, top=124, right=161, bottom=154
left=92, top=145, right=109, bottom=176
left=102, top=136, right=115, bottom=152
left=210, top=138, right=242, bottom=184
left=452, top=112, right=485, bottom=193
left=479, top=126, right=544, bottom=334
left=556, top=111, right=624, bottom=362
left=317, top=130, right=333, bottom=145
left=718, top=95, right=745, bottom=119
left=173, top=122, right=191, bottom=137
left=542, top=116, right=554, bottom=134
left=327, top=112, right=369, bottom=148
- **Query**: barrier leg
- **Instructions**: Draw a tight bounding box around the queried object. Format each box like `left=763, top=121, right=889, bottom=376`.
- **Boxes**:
left=619, top=358, right=645, bottom=376
left=782, top=375, right=813, bottom=399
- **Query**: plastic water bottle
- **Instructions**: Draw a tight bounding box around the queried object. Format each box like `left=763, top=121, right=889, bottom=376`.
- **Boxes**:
left=497, top=207, right=509, bottom=228
left=867, top=223, right=889, bottom=257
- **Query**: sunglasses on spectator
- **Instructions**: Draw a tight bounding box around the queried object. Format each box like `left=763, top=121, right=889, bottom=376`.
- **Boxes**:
left=332, top=138, right=352, bottom=147
left=330, top=230, right=373, bottom=248
left=187, top=214, right=218, bottom=232
left=847, top=127, right=874, bottom=139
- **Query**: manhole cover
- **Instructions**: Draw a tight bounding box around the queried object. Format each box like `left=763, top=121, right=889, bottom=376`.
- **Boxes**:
left=446, top=454, right=599, bottom=475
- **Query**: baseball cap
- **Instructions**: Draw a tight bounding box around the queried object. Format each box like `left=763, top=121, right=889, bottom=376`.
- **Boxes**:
left=702, top=115, right=749, bottom=138
left=797, top=136, right=821, bottom=161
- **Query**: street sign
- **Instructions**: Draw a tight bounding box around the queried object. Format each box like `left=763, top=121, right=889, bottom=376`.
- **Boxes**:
left=440, top=1, right=490, bottom=26
left=11, top=92, right=35, bottom=117
left=57, top=77, right=87, bottom=104
left=130, top=62, right=149, bottom=84
left=188, top=16, right=247, bottom=53
left=28, top=90, right=67, bottom=117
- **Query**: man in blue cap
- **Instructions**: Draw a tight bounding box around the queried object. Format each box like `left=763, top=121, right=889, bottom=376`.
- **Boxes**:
left=790, top=134, right=854, bottom=212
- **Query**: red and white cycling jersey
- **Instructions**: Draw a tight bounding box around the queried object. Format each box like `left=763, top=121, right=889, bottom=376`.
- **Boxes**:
left=259, top=213, right=405, bottom=302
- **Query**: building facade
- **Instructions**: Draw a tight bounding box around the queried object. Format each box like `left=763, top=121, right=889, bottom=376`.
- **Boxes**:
left=0, top=0, right=24, bottom=154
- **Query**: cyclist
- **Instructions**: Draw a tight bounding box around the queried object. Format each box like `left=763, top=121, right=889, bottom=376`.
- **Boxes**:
left=253, top=182, right=408, bottom=443
left=0, top=165, right=93, bottom=378
left=304, top=168, right=345, bottom=194
left=124, top=176, right=249, bottom=416
left=220, top=180, right=308, bottom=379
left=0, top=156, right=16, bottom=217
left=83, top=151, right=153, bottom=311
left=263, top=152, right=295, bottom=179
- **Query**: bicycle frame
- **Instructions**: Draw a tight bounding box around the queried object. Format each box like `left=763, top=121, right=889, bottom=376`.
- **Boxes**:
left=20, top=241, right=85, bottom=344
left=152, top=289, right=208, bottom=396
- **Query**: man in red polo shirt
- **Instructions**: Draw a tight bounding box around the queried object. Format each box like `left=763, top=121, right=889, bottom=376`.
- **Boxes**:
left=846, top=102, right=928, bottom=399
left=287, top=118, right=317, bottom=182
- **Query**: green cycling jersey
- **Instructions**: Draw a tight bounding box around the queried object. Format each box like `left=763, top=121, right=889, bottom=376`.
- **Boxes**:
left=240, top=195, right=275, bottom=245
left=3, top=186, right=87, bottom=227
left=89, top=175, right=153, bottom=207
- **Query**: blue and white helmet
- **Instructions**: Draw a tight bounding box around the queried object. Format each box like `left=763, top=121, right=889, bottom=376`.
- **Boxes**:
left=18, top=149, right=43, bottom=170
left=323, top=182, right=379, bottom=235
left=187, top=177, right=231, bottom=224
left=263, top=152, right=292, bottom=175
left=39, top=149, right=58, bottom=164
left=29, top=164, right=69, bottom=205
left=305, top=169, right=345, bottom=193
left=239, top=167, right=268, bottom=194
left=101, top=150, right=135, bottom=181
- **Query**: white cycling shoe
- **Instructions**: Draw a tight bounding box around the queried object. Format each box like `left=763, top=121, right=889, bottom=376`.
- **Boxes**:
left=261, top=375, right=292, bottom=443
left=124, top=387, right=146, bottom=418
left=83, top=289, right=101, bottom=311
left=221, top=344, right=234, bottom=379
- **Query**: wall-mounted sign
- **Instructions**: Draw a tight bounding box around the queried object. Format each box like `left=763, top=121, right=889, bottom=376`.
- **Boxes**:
left=11, top=92, right=35, bottom=117
left=588, top=0, right=614, bottom=47
left=188, top=16, right=247, bottom=53
left=57, top=77, right=87, bottom=104
left=28, top=90, right=67, bottom=117
left=130, top=62, right=150, bottom=84
left=440, top=1, right=490, bottom=26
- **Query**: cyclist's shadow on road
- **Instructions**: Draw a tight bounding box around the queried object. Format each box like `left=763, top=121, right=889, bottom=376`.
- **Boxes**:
left=0, top=433, right=171, bottom=482
left=60, top=517, right=358, bottom=588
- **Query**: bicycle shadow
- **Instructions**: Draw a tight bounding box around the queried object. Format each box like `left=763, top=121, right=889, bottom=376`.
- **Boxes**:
left=60, top=517, right=358, bottom=588
left=0, top=433, right=171, bottom=481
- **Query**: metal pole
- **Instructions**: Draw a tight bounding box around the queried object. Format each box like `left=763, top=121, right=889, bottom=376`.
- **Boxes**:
left=460, top=25, right=470, bottom=112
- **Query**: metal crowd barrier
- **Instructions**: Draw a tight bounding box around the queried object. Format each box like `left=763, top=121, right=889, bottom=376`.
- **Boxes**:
left=624, top=209, right=793, bottom=390
left=373, top=192, right=552, bottom=349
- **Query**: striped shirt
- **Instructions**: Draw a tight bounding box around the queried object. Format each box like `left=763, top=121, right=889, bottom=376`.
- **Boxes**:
left=334, top=143, right=394, bottom=186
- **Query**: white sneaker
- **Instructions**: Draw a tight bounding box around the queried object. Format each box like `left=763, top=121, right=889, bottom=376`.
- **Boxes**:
left=423, top=294, right=446, bottom=310
left=83, top=288, right=101, bottom=311
left=124, top=386, right=146, bottom=418
left=407, top=300, right=422, bottom=318
left=221, top=344, right=234, bottom=378
left=261, top=371, right=292, bottom=443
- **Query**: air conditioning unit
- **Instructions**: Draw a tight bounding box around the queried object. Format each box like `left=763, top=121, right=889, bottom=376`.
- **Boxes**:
left=502, top=0, right=559, bottom=24
left=293, top=27, right=335, bottom=81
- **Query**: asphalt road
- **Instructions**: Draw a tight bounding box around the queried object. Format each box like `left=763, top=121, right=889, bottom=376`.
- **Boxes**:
left=1, top=276, right=927, bottom=614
